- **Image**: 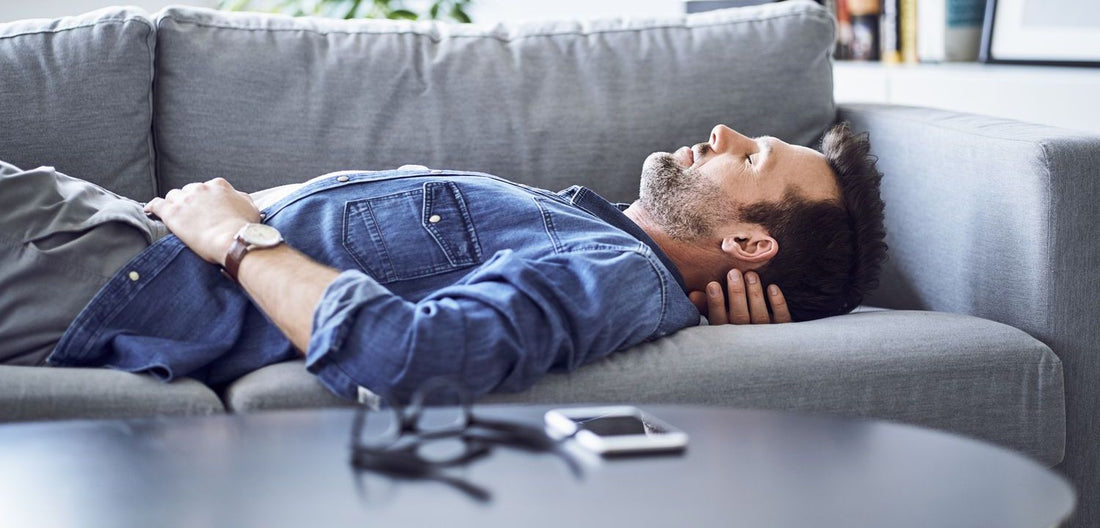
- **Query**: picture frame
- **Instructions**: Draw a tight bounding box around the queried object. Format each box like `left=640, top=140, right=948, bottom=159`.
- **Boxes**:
left=980, top=0, right=1100, bottom=66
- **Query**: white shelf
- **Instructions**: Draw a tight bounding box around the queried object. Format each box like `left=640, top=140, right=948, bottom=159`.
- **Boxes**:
left=833, top=61, right=1100, bottom=135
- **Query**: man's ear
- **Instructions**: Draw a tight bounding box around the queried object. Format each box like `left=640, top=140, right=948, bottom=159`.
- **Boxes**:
left=721, top=225, right=778, bottom=264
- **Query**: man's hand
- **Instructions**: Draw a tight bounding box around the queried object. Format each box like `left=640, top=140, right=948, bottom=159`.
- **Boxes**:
left=688, top=269, right=792, bottom=325
left=144, top=178, right=261, bottom=266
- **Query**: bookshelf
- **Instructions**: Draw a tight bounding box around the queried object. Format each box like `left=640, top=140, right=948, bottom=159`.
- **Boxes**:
left=833, top=61, right=1100, bottom=135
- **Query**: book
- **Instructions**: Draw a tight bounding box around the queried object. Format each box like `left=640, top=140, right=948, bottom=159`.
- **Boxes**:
left=835, top=0, right=854, bottom=60
left=900, top=0, right=918, bottom=62
left=880, top=0, right=901, bottom=63
left=847, top=0, right=881, bottom=61
left=916, top=0, right=986, bottom=62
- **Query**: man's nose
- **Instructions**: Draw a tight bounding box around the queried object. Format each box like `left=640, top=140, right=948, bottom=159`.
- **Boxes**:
left=709, top=124, right=752, bottom=153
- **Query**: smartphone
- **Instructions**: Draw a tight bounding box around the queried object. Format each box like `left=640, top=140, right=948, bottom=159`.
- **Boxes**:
left=544, top=405, right=688, bottom=456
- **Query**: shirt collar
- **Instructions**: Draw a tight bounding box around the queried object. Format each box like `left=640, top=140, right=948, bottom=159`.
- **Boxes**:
left=557, top=185, right=688, bottom=293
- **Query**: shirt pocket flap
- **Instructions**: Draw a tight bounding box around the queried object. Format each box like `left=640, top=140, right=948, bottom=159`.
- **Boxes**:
left=343, top=181, right=483, bottom=284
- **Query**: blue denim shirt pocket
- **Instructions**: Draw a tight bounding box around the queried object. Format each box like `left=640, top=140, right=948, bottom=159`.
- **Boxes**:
left=342, top=181, right=483, bottom=284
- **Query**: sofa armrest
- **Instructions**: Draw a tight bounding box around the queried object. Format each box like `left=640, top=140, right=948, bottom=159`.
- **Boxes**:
left=839, top=103, right=1100, bottom=318
left=838, top=103, right=1099, bottom=523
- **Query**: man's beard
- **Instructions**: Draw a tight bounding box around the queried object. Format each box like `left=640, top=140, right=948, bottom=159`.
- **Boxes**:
left=638, top=152, right=729, bottom=241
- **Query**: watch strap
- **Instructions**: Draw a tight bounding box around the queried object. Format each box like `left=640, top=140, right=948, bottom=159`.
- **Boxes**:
left=224, top=237, right=250, bottom=283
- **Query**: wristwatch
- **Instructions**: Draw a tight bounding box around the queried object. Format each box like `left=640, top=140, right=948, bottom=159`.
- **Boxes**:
left=223, top=223, right=284, bottom=282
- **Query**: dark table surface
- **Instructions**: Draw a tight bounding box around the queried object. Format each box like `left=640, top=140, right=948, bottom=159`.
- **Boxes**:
left=0, top=405, right=1075, bottom=528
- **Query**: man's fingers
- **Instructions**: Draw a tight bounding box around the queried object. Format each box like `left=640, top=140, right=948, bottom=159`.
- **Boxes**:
left=744, top=271, right=770, bottom=324
left=768, top=284, right=792, bottom=323
left=143, top=197, right=163, bottom=215
left=726, top=269, right=750, bottom=325
left=705, top=282, right=728, bottom=325
left=688, top=291, right=708, bottom=316
left=701, top=271, right=793, bottom=326
left=208, top=177, right=233, bottom=189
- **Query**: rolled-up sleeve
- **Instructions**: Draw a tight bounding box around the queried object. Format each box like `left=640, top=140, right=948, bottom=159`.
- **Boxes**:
left=305, top=248, right=676, bottom=402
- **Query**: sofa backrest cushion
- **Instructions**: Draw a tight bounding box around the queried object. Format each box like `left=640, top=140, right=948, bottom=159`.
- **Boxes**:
left=153, top=1, right=835, bottom=201
left=0, top=7, right=156, bottom=199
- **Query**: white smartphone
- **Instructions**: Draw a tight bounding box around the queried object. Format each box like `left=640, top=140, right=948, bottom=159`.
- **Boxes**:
left=544, top=405, right=689, bottom=456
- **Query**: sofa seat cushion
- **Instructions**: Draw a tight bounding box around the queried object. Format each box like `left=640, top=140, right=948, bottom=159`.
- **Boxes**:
left=151, top=0, right=835, bottom=201
left=0, top=366, right=224, bottom=422
left=0, top=7, right=156, bottom=199
left=222, top=309, right=1065, bottom=466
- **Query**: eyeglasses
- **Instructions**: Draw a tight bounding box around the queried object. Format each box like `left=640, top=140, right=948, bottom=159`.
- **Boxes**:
left=349, top=377, right=578, bottom=500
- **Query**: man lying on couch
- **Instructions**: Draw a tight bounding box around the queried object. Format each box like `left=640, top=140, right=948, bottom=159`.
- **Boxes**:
left=0, top=123, right=886, bottom=403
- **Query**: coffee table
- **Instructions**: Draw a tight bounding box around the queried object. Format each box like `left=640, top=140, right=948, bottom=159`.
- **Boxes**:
left=0, top=405, right=1074, bottom=527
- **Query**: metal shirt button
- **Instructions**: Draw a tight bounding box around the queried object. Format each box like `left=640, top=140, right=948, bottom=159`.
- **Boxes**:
left=337, top=175, right=350, bottom=182
left=259, top=212, right=266, bottom=220
left=428, top=214, right=442, bottom=224
left=128, top=271, right=140, bottom=281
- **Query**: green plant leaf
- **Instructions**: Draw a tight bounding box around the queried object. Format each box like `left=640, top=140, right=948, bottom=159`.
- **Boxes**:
left=345, top=0, right=364, bottom=19
left=429, top=2, right=441, bottom=19
left=450, top=4, right=471, bottom=23
left=388, top=9, right=418, bottom=20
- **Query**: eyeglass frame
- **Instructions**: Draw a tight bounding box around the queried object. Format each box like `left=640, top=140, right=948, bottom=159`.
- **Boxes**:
left=349, top=376, right=567, bottom=475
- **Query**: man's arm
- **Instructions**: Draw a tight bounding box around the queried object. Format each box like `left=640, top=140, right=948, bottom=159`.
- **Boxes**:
left=236, top=246, right=340, bottom=353
left=144, top=178, right=338, bottom=353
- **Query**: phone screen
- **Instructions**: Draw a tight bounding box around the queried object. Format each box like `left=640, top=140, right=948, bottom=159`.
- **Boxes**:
left=572, top=414, right=669, bottom=437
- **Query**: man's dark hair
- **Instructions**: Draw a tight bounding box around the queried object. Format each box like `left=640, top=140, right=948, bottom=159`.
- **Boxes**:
left=742, top=122, right=887, bottom=321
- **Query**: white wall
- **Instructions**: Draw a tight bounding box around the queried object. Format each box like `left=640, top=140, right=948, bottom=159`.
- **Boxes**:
left=0, top=0, right=683, bottom=23
left=834, top=62, right=1100, bottom=135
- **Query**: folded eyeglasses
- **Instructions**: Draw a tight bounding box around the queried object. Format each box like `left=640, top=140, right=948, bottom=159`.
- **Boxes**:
left=348, top=377, right=580, bottom=501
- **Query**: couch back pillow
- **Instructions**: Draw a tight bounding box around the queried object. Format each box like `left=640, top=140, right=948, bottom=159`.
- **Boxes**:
left=0, top=7, right=156, bottom=199
left=153, top=1, right=834, bottom=201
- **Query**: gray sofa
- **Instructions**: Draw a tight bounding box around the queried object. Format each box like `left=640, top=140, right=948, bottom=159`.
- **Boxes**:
left=0, top=1, right=1094, bottom=525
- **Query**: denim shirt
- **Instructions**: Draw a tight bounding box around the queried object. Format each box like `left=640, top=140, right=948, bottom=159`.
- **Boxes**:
left=49, top=169, right=700, bottom=401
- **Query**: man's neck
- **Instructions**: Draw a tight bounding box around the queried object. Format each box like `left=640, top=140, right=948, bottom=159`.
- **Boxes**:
left=622, top=202, right=729, bottom=293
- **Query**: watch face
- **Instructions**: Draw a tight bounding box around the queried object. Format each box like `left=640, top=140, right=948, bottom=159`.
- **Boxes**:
left=240, top=223, right=283, bottom=247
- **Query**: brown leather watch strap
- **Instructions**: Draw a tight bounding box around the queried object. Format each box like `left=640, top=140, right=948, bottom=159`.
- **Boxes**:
left=224, top=237, right=250, bottom=283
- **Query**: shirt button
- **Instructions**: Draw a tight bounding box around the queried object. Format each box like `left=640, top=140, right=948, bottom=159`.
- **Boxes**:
left=128, top=271, right=140, bottom=281
left=428, top=214, right=442, bottom=224
left=337, top=175, right=350, bottom=182
left=259, top=212, right=266, bottom=220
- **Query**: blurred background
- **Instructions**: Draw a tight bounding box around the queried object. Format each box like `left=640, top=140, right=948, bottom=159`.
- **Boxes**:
left=2, top=0, right=1096, bottom=133
left=0, top=0, right=689, bottom=23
